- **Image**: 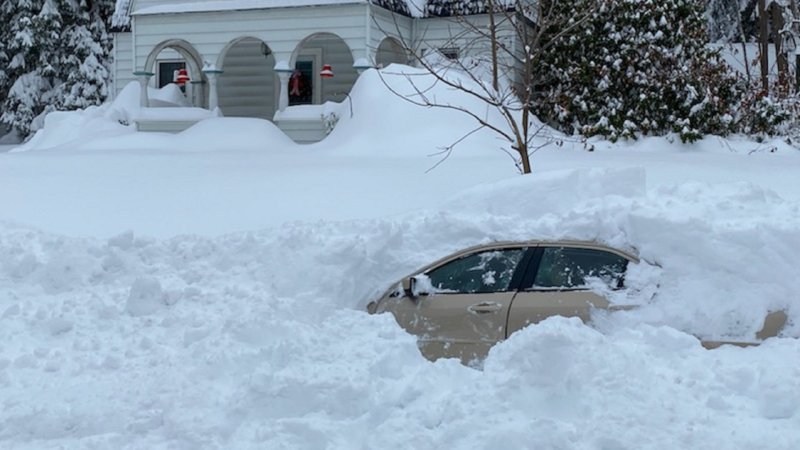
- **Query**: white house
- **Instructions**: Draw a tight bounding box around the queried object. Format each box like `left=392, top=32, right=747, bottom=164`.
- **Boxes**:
left=111, top=0, right=530, bottom=142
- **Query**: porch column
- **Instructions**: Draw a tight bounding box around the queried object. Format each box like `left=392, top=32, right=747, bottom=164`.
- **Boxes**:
left=276, top=69, right=292, bottom=112
left=202, top=65, right=224, bottom=111
left=189, top=80, right=204, bottom=107
left=133, top=70, right=155, bottom=107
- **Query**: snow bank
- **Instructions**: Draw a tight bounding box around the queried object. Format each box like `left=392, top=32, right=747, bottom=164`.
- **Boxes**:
left=12, top=82, right=206, bottom=153
left=77, top=117, right=296, bottom=153
left=2, top=59, right=800, bottom=448
left=319, top=66, right=514, bottom=159
left=11, top=67, right=797, bottom=160
left=1, top=164, right=799, bottom=447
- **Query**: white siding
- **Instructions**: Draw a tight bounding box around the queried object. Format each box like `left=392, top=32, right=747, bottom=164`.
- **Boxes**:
left=276, top=119, right=327, bottom=144
left=131, top=0, right=211, bottom=13
left=131, top=4, right=368, bottom=73
left=369, top=8, right=521, bottom=76
left=218, top=39, right=276, bottom=119
left=413, top=14, right=519, bottom=77
left=370, top=5, right=413, bottom=65
left=113, top=32, right=135, bottom=98
left=300, top=35, right=358, bottom=103
left=122, top=2, right=527, bottom=135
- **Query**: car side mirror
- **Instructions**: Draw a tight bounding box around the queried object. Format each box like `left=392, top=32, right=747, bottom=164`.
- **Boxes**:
left=402, top=275, right=431, bottom=298
left=401, top=276, right=414, bottom=296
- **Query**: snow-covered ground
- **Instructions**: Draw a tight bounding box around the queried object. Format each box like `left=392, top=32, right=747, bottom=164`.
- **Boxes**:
left=1, top=68, right=799, bottom=448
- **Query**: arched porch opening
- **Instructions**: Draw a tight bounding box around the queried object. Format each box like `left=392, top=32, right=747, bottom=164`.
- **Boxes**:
left=218, top=37, right=276, bottom=120
left=290, top=33, right=357, bottom=106
left=143, top=39, right=206, bottom=108
left=376, top=37, right=409, bottom=68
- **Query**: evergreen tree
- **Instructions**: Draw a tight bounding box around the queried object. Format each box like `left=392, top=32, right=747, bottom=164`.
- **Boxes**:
left=59, top=0, right=114, bottom=110
left=1, top=0, right=54, bottom=135
left=535, top=0, right=743, bottom=143
left=0, top=6, right=9, bottom=103
left=0, top=0, right=114, bottom=137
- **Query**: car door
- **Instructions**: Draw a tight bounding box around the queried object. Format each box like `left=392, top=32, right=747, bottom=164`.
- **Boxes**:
left=382, top=246, right=531, bottom=364
left=507, top=245, right=631, bottom=335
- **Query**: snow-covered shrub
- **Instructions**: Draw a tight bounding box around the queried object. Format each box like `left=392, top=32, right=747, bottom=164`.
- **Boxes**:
left=322, top=111, right=340, bottom=135
left=370, top=0, right=520, bottom=17
left=535, top=0, right=743, bottom=143
left=736, top=79, right=800, bottom=140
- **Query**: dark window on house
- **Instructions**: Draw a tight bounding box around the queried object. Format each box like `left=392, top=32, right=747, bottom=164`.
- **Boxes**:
left=439, top=47, right=459, bottom=60
left=289, top=60, right=313, bottom=106
left=157, top=61, right=185, bottom=88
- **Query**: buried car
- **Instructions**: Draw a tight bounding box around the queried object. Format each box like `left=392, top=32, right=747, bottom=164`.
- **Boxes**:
left=367, top=240, right=787, bottom=364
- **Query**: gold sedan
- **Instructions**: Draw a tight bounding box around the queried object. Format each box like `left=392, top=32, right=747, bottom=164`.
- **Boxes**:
left=368, top=240, right=787, bottom=364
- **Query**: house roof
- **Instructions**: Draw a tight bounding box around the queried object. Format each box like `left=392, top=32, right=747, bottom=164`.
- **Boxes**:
left=112, top=0, right=516, bottom=29
left=133, top=1, right=369, bottom=17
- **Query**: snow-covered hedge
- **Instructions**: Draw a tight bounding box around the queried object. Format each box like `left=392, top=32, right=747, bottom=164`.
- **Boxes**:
left=535, top=0, right=743, bottom=143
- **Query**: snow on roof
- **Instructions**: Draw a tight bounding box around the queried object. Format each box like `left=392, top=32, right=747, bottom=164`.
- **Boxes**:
left=132, top=0, right=368, bottom=17
left=112, top=0, right=133, bottom=28
left=118, top=0, right=517, bottom=23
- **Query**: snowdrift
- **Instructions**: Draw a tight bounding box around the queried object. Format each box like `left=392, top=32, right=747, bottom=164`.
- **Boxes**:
left=1, top=65, right=799, bottom=448
left=1, top=166, right=799, bottom=448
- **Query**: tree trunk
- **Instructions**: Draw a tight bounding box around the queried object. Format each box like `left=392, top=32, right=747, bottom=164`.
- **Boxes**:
left=773, top=2, right=789, bottom=83
left=789, top=0, right=800, bottom=91
left=520, top=107, right=531, bottom=174
left=736, top=0, right=751, bottom=83
left=759, top=0, right=770, bottom=92
left=488, top=0, right=499, bottom=92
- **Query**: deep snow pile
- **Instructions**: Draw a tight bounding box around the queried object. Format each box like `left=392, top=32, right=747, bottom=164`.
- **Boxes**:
left=1, top=169, right=799, bottom=448
left=1, top=66, right=799, bottom=448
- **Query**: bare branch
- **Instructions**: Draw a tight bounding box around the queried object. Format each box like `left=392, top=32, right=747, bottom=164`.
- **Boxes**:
left=425, top=125, right=485, bottom=173
left=369, top=0, right=602, bottom=174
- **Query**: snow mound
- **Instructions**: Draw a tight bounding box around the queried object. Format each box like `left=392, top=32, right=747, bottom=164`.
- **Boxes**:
left=0, top=213, right=798, bottom=447
left=13, top=106, right=133, bottom=152
left=320, top=66, right=519, bottom=159
left=441, top=166, right=647, bottom=219
left=11, top=82, right=215, bottom=153
left=176, top=117, right=296, bottom=151
left=73, top=117, right=296, bottom=153
left=125, top=277, right=166, bottom=316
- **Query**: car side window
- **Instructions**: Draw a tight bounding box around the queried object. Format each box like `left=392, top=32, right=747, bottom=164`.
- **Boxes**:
left=532, top=247, right=628, bottom=290
left=426, top=248, right=527, bottom=294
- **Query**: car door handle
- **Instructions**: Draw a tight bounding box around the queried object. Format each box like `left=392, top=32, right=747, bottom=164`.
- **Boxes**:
left=608, top=305, right=637, bottom=311
left=468, top=301, right=502, bottom=314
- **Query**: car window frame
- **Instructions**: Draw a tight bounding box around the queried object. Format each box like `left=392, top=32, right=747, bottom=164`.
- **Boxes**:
left=519, top=246, right=631, bottom=292
left=421, top=246, right=537, bottom=295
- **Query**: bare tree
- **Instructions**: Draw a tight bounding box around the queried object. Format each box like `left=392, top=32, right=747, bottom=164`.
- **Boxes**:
left=375, top=0, right=600, bottom=174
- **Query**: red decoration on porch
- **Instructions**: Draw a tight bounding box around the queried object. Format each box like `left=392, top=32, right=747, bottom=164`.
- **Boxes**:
left=320, top=64, right=334, bottom=78
left=175, top=68, right=190, bottom=85
left=290, top=69, right=304, bottom=96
